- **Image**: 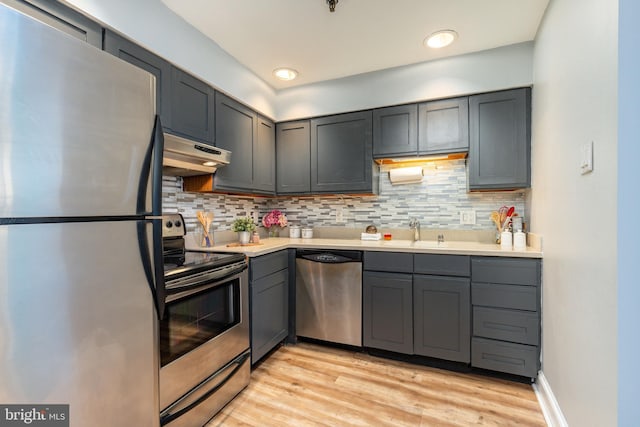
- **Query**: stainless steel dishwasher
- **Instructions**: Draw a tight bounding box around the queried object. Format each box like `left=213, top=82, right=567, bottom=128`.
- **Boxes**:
left=296, top=250, right=362, bottom=346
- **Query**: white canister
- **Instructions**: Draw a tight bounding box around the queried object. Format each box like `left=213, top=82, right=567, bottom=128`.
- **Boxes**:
left=500, top=231, right=513, bottom=250
left=289, top=225, right=301, bottom=238
left=513, top=231, right=527, bottom=250
left=301, top=228, right=313, bottom=239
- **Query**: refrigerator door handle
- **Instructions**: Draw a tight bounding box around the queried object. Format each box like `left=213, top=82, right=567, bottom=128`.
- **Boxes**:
left=137, top=115, right=164, bottom=216
left=138, top=219, right=165, bottom=319
left=136, top=115, right=166, bottom=320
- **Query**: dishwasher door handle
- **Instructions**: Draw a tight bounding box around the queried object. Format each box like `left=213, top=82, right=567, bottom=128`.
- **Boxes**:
left=297, top=251, right=362, bottom=264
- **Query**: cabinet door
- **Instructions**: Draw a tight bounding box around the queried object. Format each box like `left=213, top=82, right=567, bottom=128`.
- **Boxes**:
left=363, top=271, right=413, bottom=354
left=214, top=92, right=256, bottom=190
left=253, top=116, right=276, bottom=194
left=251, top=269, right=288, bottom=364
left=8, top=0, right=102, bottom=48
left=276, top=121, right=311, bottom=194
left=103, top=30, right=171, bottom=127
left=373, top=104, right=418, bottom=158
left=468, top=88, right=531, bottom=190
left=413, top=275, right=470, bottom=363
left=170, top=68, right=215, bottom=144
left=418, top=97, right=469, bottom=154
left=310, top=111, right=373, bottom=193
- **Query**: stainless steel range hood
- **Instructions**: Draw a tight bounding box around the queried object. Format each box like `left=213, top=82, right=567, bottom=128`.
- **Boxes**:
left=162, top=132, right=231, bottom=177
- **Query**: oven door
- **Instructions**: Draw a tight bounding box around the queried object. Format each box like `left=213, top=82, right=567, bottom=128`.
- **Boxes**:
left=159, top=264, right=249, bottom=413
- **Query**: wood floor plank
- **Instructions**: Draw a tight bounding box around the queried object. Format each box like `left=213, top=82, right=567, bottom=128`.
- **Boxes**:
left=207, top=343, right=546, bottom=427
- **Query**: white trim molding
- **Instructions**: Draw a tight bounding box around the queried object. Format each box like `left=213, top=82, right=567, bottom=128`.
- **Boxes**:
left=533, top=371, right=569, bottom=427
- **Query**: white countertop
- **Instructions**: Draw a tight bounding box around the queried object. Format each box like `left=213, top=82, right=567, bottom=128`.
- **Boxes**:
left=185, top=236, right=543, bottom=258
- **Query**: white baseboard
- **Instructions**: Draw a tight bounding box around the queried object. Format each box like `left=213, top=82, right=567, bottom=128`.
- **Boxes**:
left=533, top=371, right=569, bottom=427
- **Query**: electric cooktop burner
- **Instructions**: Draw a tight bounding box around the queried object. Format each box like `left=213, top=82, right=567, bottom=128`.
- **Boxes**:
left=163, top=251, right=245, bottom=274
left=161, top=213, right=246, bottom=278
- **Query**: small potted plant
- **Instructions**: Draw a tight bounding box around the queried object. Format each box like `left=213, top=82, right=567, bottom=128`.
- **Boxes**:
left=232, top=217, right=256, bottom=244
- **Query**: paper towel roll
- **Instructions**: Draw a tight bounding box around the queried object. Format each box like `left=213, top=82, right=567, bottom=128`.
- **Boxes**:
left=389, top=167, right=424, bottom=184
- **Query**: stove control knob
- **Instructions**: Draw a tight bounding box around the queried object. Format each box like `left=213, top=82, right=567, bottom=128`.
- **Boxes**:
left=174, top=220, right=182, bottom=228
left=165, top=221, right=173, bottom=228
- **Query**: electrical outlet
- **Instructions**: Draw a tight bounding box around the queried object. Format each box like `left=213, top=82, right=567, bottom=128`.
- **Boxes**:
left=460, top=210, right=476, bottom=225
left=335, top=207, right=345, bottom=223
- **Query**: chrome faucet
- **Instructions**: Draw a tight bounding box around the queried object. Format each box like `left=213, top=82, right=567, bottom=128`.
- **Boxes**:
left=409, top=218, right=420, bottom=241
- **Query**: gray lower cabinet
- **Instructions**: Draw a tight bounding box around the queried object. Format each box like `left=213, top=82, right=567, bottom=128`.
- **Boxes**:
left=363, top=271, right=413, bottom=354
left=468, top=88, right=531, bottom=190
left=8, top=0, right=102, bottom=48
left=310, top=111, right=375, bottom=194
left=250, top=250, right=289, bottom=365
left=418, top=97, right=469, bottom=155
left=103, top=30, right=172, bottom=127
left=276, top=120, right=311, bottom=194
left=471, top=257, right=541, bottom=378
left=413, top=275, right=470, bottom=363
left=170, top=67, right=215, bottom=145
left=363, top=252, right=471, bottom=364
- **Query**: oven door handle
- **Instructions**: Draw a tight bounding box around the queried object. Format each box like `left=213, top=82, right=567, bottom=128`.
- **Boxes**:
left=160, top=350, right=251, bottom=426
left=164, top=261, right=247, bottom=301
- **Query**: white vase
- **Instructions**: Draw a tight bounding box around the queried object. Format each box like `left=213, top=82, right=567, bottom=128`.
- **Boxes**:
left=238, top=231, right=251, bottom=244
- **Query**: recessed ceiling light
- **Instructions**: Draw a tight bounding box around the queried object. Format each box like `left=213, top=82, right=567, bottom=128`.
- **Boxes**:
left=273, top=68, right=298, bottom=81
left=424, top=30, right=458, bottom=49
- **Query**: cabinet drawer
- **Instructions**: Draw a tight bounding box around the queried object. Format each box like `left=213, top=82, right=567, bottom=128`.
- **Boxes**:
left=472, top=337, right=539, bottom=378
left=473, top=307, right=539, bottom=345
left=471, top=257, right=540, bottom=286
left=364, top=252, right=413, bottom=273
left=250, top=250, right=288, bottom=281
left=472, top=282, right=538, bottom=311
left=414, top=254, right=470, bottom=277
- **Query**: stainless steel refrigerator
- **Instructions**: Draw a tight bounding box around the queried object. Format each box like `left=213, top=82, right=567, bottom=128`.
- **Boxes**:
left=0, top=4, right=164, bottom=426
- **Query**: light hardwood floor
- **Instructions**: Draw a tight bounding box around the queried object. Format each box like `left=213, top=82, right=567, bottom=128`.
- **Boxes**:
left=208, top=342, right=546, bottom=426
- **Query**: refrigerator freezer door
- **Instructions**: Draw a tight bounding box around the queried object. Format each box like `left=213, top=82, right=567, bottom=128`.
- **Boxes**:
left=0, top=4, right=156, bottom=218
left=0, top=221, right=159, bottom=426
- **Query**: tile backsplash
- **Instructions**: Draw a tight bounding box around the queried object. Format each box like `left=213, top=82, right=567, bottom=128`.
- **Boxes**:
left=163, top=159, right=526, bottom=233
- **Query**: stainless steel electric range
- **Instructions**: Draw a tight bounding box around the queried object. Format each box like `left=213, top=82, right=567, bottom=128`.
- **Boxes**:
left=159, top=214, right=250, bottom=427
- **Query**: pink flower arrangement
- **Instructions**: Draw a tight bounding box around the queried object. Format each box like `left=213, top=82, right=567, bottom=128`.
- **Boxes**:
left=262, top=209, right=288, bottom=228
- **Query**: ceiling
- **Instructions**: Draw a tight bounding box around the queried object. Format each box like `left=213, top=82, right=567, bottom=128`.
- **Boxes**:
left=161, top=0, right=550, bottom=90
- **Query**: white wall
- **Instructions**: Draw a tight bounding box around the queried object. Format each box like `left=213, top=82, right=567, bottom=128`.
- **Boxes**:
left=531, top=0, right=618, bottom=425
left=63, top=0, right=278, bottom=119
left=617, top=0, right=640, bottom=425
left=276, top=43, right=533, bottom=121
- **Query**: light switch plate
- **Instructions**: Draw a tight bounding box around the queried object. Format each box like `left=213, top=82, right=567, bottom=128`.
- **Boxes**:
left=580, top=141, right=594, bottom=175
left=335, top=206, right=345, bottom=223
left=460, top=210, right=476, bottom=225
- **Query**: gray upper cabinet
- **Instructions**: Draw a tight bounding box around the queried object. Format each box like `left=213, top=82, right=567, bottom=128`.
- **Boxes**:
left=9, top=0, right=102, bottom=48
left=276, top=121, right=311, bottom=194
left=214, top=92, right=275, bottom=194
left=310, top=111, right=374, bottom=194
left=170, top=68, right=215, bottom=145
left=468, top=88, right=531, bottom=190
left=373, top=104, right=418, bottom=158
left=418, top=97, right=469, bottom=155
left=253, top=116, right=276, bottom=193
left=103, top=30, right=171, bottom=127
